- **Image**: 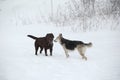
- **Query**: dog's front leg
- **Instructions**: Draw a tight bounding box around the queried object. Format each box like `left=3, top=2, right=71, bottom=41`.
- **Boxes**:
left=40, top=47, right=43, bottom=54
left=64, top=50, right=69, bottom=58
left=50, top=48, right=53, bottom=56
left=62, top=45, right=69, bottom=58
left=44, top=48, right=48, bottom=56
left=63, top=46, right=69, bottom=58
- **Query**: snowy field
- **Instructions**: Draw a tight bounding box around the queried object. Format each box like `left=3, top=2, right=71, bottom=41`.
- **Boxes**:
left=0, top=24, right=120, bottom=80
left=0, top=0, right=120, bottom=80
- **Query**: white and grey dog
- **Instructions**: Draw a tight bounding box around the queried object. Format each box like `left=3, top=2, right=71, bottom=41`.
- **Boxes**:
left=54, top=34, right=92, bottom=60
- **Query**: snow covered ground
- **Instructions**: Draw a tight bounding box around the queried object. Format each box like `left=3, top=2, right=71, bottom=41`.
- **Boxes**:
left=0, top=0, right=120, bottom=80
left=0, top=23, right=120, bottom=80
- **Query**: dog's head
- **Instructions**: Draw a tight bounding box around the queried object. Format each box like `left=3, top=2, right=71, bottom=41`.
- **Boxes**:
left=46, top=33, right=54, bottom=44
left=54, top=33, right=62, bottom=42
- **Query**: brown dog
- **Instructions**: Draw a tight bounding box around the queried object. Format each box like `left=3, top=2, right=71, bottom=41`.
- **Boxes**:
left=27, top=33, right=54, bottom=56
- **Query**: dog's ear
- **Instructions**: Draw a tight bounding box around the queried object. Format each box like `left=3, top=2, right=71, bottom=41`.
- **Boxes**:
left=50, top=33, right=54, bottom=38
left=59, top=33, right=62, bottom=37
left=46, top=34, right=50, bottom=37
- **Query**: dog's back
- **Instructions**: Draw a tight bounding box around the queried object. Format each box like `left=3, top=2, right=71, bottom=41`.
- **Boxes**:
left=35, top=37, right=49, bottom=47
left=61, top=38, right=84, bottom=50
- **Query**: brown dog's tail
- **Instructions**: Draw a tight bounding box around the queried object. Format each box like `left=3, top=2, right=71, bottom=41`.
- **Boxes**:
left=27, top=35, right=38, bottom=40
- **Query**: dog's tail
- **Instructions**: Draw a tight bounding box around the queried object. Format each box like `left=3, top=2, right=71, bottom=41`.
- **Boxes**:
left=85, top=42, right=92, bottom=48
left=27, top=35, right=38, bottom=40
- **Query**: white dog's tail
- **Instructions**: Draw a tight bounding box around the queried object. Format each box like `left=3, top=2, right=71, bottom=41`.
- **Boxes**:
left=85, top=42, right=92, bottom=48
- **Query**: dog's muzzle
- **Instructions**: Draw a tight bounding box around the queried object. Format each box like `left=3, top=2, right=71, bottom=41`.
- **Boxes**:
left=54, top=40, right=57, bottom=42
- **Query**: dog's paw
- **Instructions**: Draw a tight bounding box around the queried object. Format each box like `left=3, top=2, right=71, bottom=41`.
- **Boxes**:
left=82, top=57, right=87, bottom=61
left=66, top=55, right=69, bottom=58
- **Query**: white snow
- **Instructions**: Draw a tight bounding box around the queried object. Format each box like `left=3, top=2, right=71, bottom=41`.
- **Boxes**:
left=0, top=0, right=120, bottom=80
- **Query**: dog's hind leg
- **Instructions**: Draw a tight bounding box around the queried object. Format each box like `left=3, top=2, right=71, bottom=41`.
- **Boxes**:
left=40, top=47, right=43, bottom=54
left=35, top=45, right=39, bottom=55
left=78, top=47, right=87, bottom=60
left=81, top=53, right=87, bottom=60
